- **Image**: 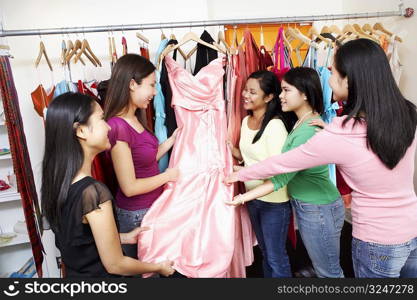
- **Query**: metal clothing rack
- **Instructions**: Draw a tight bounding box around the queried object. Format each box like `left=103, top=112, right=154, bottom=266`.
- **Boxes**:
left=0, top=5, right=413, bottom=37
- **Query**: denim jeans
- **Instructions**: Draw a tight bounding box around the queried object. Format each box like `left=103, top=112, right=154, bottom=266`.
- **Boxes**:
left=292, top=197, right=345, bottom=278
left=116, top=206, right=149, bottom=259
left=352, top=236, right=417, bottom=278
left=246, top=199, right=292, bottom=278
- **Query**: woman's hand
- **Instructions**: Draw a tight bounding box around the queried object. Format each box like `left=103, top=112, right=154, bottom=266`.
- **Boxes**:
left=157, top=260, right=175, bottom=277
left=225, top=194, right=246, bottom=206
left=120, top=226, right=150, bottom=244
left=164, top=167, right=180, bottom=182
left=233, top=165, right=243, bottom=172
left=171, top=127, right=181, bottom=140
left=224, top=171, right=239, bottom=185
left=309, top=119, right=326, bottom=132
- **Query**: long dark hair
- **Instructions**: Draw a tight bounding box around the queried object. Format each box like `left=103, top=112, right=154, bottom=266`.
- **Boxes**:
left=247, top=70, right=296, bottom=143
left=282, top=67, right=324, bottom=115
left=335, top=38, right=417, bottom=169
left=41, top=92, right=95, bottom=232
left=104, top=54, right=155, bottom=131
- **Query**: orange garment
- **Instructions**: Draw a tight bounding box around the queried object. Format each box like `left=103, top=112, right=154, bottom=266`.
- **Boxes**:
left=30, top=84, right=55, bottom=118
left=379, top=35, right=389, bottom=53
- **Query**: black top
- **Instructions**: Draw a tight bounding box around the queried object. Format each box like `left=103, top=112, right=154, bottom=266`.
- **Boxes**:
left=193, top=30, right=218, bottom=75
left=55, top=176, right=120, bottom=278
left=161, top=39, right=179, bottom=141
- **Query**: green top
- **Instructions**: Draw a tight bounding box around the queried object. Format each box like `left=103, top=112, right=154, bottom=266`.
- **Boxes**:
left=270, top=116, right=340, bottom=204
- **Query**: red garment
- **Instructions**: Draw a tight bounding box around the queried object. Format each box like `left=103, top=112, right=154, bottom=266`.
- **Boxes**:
left=259, top=46, right=274, bottom=70
left=30, top=84, right=55, bottom=118
left=121, top=36, right=128, bottom=56
left=76, top=80, right=107, bottom=184
left=139, top=46, right=154, bottom=131
left=334, top=100, right=353, bottom=203
left=272, top=27, right=290, bottom=82
left=1, top=56, right=44, bottom=277
left=243, top=29, right=260, bottom=76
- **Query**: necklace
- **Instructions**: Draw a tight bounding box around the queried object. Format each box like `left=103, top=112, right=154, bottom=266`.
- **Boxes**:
left=292, top=110, right=313, bottom=131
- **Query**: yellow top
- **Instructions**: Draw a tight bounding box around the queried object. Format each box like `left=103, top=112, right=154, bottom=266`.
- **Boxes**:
left=239, top=116, right=289, bottom=203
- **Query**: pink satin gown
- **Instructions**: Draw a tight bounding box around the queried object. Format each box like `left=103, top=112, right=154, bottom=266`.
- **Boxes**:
left=138, top=55, right=253, bottom=278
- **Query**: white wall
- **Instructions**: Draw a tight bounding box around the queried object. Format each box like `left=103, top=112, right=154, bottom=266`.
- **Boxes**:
left=0, top=0, right=416, bottom=277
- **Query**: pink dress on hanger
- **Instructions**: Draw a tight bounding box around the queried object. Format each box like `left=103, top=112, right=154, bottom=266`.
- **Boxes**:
left=138, top=55, right=253, bottom=278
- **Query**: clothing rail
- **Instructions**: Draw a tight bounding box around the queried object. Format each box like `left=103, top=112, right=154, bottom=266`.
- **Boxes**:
left=0, top=5, right=413, bottom=37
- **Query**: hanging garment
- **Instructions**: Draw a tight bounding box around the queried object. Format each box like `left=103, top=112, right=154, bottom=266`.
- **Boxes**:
left=161, top=39, right=179, bottom=138
left=259, top=45, right=274, bottom=71
left=272, top=28, right=290, bottom=82
left=193, top=30, right=218, bottom=76
left=0, top=56, right=44, bottom=277
left=53, top=80, right=78, bottom=98
left=387, top=35, right=403, bottom=85
left=30, top=84, right=55, bottom=118
left=138, top=55, right=254, bottom=278
left=138, top=46, right=154, bottom=131
left=153, top=39, right=170, bottom=172
left=243, top=29, right=260, bottom=76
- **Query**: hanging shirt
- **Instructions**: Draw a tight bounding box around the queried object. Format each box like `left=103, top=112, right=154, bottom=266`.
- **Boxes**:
left=153, top=39, right=170, bottom=172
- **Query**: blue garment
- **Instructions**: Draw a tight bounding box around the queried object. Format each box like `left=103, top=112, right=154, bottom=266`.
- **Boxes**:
left=302, top=44, right=317, bottom=69
left=316, top=48, right=338, bottom=185
left=53, top=80, right=77, bottom=98
left=153, top=39, right=169, bottom=172
left=247, top=200, right=292, bottom=278
left=292, top=197, right=345, bottom=278
left=352, top=236, right=417, bottom=278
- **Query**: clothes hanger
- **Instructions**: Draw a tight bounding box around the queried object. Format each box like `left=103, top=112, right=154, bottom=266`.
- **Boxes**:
left=352, top=24, right=380, bottom=43
left=281, top=24, right=293, bottom=54
left=35, top=40, right=53, bottom=71
left=329, top=24, right=342, bottom=36
left=308, top=26, right=332, bottom=47
left=159, top=30, right=225, bottom=68
left=73, top=38, right=101, bottom=66
left=136, top=31, right=149, bottom=44
left=160, top=27, right=167, bottom=41
left=169, top=32, right=188, bottom=60
left=162, top=31, right=225, bottom=56
left=373, top=22, right=402, bottom=42
left=217, top=28, right=231, bottom=54
left=286, top=26, right=312, bottom=47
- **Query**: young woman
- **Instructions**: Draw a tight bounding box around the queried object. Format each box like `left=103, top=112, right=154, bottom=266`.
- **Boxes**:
left=226, top=39, right=417, bottom=278
left=41, top=92, right=175, bottom=277
left=228, top=70, right=295, bottom=278
left=228, top=67, right=344, bottom=278
left=104, top=54, right=179, bottom=258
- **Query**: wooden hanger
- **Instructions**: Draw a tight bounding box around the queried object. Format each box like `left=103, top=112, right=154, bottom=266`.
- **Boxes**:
left=35, top=41, right=53, bottom=71
left=66, top=39, right=82, bottom=62
left=169, top=33, right=188, bottom=60
left=73, top=39, right=101, bottom=66
left=185, top=46, right=197, bottom=60
left=217, top=29, right=231, bottom=54
left=281, top=25, right=293, bottom=54
left=159, top=31, right=225, bottom=68
left=136, top=32, right=149, bottom=44
left=308, top=26, right=332, bottom=47
left=373, top=22, right=402, bottom=42
left=353, top=24, right=379, bottom=42
left=362, top=23, right=379, bottom=35
left=320, top=25, right=331, bottom=34
left=285, top=27, right=312, bottom=47
left=329, top=24, right=342, bottom=36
